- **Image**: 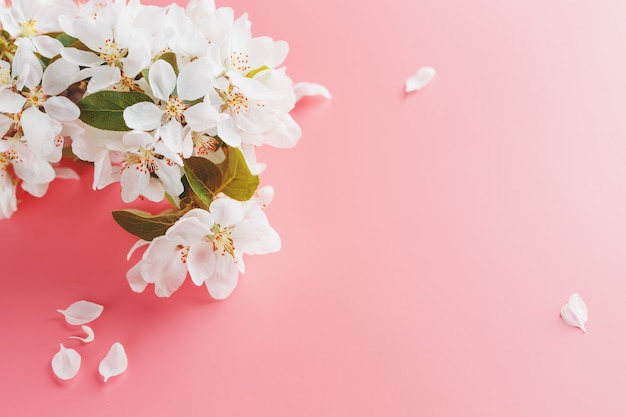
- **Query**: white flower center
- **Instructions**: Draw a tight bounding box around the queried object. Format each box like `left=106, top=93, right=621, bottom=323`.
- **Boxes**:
left=176, top=245, right=190, bottom=263
left=99, top=39, right=124, bottom=65
left=208, top=224, right=235, bottom=257
left=112, top=74, right=140, bottom=92
left=11, top=112, right=22, bottom=132
left=191, top=132, right=219, bottom=156
left=124, top=147, right=159, bottom=174
left=0, top=67, right=11, bottom=86
left=164, top=96, right=187, bottom=120
left=25, top=86, right=46, bottom=108
left=228, top=51, right=250, bottom=72
left=219, top=83, right=248, bottom=115
left=0, top=148, right=22, bottom=170
left=20, top=19, right=38, bottom=38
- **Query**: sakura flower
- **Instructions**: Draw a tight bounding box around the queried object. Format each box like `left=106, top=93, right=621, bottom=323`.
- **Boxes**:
left=0, top=137, right=56, bottom=197
left=60, top=1, right=152, bottom=93
left=127, top=197, right=281, bottom=299
left=123, top=58, right=217, bottom=152
left=210, top=69, right=300, bottom=149
left=69, top=123, right=125, bottom=190
left=109, top=129, right=184, bottom=203
left=163, top=4, right=215, bottom=58
left=197, top=12, right=300, bottom=150
left=0, top=0, right=77, bottom=89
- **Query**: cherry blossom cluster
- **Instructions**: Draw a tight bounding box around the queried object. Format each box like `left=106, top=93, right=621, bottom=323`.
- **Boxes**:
left=0, top=0, right=329, bottom=299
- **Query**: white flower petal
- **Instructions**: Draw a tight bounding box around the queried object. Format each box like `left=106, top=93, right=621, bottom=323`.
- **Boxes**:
left=149, top=59, right=176, bottom=101
left=42, top=96, right=80, bottom=122
left=184, top=102, right=220, bottom=132
left=123, top=102, right=163, bottom=131
left=560, top=292, right=588, bottom=332
left=54, top=167, right=80, bottom=180
left=127, top=239, right=149, bottom=261
left=0, top=89, right=26, bottom=114
left=177, top=57, right=214, bottom=101
left=294, top=82, right=331, bottom=102
left=99, top=342, right=128, bottom=382
left=68, top=325, right=95, bottom=343
left=43, top=58, right=80, bottom=96
left=405, top=66, right=436, bottom=93
left=0, top=114, right=12, bottom=137
left=203, top=254, right=240, bottom=300
left=32, top=35, right=63, bottom=58
left=60, top=47, right=103, bottom=68
left=231, top=219, right=281, bottom=255
left=51, top=344, right=81, bottom=380
left=57, top=300, right=104, bottom=325
left=187, top=242, right=217, bottom=286
left=127, top=262, right=149, bottom=293
left=84, top=66, right=121, bottom=94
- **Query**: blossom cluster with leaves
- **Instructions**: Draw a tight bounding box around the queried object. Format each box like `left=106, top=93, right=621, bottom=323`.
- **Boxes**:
left=0, top=0, right=328, bottom=299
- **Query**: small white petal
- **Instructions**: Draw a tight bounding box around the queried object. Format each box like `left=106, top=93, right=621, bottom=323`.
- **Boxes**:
left=57, top=300, right=104, bottom=325
left=54, top=167, right=80, bottom=180
left=123, top=102, right=163, bottom=131
left=127, top=239, right=149, bottom=261
left=68, top=325, right=95, bottom=343
left=405, top=66, right=436, bottom=93
left=294, top=82, right=331, bottom=102
left=51, top=344, right=81, bottom=380
left=99, top=342, right=128, bottom=382
left=560, top=292, right=588, bottom=332
left=149, top=59, right=176, bottom=101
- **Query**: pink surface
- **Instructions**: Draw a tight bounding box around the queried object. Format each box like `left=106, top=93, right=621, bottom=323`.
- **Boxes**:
left=2, top=0, right=626, bottom=415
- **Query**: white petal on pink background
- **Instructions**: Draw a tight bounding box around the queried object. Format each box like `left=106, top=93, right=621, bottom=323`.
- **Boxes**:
left=57, top=300, right=104, bottom=325
left=51, top=344, right=81, bottom=380
left=405, top=66, right=436, bottom=93
left=54, top=167, right=80, bottom=180
left=99, top=342, right=128, bottom=382
left=68, top=325, right=95, bottom=343
left=294, top=82, right=331, bottom=102
left=560, top=292, right=588, bottom=333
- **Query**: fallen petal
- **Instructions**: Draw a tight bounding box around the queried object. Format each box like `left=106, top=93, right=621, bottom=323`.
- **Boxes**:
left=405, top=66, right=436, bottom=93
left=51, top=344, right=81, bottom=380
left=294, top=82, right=331, bottom=102
left=560, top=292, right=588, bottom=332
left=68, top=325, right=95, bottom=343
left=54, top=167, right=80, bottom=180
left=99, top=342, right=128, bottom=382
left=57, top=300, right=104, bottom=325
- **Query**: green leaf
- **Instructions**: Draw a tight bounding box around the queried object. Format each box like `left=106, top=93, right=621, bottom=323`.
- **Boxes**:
left=111, top=209, right=183, bottom=241
left=53, top=33, right=79, bottom=48
left=219, top=147, right=259, bottom=201
left=77, top=91, right=154, bottom=131
left=183, top=156, right=223, bottom=209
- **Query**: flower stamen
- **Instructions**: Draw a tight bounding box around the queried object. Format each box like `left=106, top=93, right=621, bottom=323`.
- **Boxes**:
left=164, top=96, right=187, bottom=120
left=191, top=132, right=219, bottom=156
left=208, top=223, right=235, bottom=257
left=98, top=39, right=125, bottom=65
left=25, top=86, right=46, bottom=108
left=20, top=19, right=38, bottom=38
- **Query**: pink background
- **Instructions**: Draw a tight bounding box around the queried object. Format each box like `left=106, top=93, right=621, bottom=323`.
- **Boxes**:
left=2, top=0, right=626, bottom=415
